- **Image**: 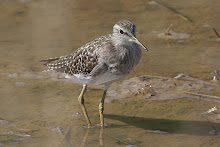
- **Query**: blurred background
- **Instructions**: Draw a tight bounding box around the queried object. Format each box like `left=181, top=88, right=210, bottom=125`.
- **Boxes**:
left=0, top=0, right=220, bottom=146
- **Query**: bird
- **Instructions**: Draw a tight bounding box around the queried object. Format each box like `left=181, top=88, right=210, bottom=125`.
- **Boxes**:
left=40, top=20, right=148, bottom=128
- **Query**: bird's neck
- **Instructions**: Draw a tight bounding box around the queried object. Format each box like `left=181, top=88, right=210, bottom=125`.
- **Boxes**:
left=111, top=35, right=132, bottom=48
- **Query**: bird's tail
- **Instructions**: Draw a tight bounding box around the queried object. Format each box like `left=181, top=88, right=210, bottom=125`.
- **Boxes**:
left=39, top=57, right=60, bottom=66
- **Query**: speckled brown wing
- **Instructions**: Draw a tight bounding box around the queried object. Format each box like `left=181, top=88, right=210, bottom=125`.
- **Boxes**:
left=40, top=34, right=112, bottom=76
left=40, top=51, right=98, bottom=75
left=66, top=46, right=98, bottom=75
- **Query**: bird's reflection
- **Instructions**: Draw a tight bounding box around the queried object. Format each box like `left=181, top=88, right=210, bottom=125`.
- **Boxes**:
left=99, top=128, right=104, bottom=146
left=80, top=127, right=105, bottom=147
left=80, top=128, right=91, bottom=147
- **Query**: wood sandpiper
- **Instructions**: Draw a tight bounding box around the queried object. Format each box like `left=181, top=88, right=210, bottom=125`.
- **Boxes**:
left=40, top=20, right=148, bottom=128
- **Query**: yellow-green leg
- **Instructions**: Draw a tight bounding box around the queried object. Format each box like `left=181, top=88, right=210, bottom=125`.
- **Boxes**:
left=78, top=85, right=92, bottom=128
left=99, top=85, right=109, bottom=128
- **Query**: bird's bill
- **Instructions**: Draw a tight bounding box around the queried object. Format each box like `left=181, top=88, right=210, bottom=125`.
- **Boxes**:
left=130, top=36, right=148, bottom=51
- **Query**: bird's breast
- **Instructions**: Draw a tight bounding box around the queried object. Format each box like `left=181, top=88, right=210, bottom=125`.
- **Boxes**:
left=107, top=44, right=142, bottom=75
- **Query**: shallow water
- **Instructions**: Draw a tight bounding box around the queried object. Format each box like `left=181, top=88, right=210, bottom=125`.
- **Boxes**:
left=0, top=0, right=220, bottom=146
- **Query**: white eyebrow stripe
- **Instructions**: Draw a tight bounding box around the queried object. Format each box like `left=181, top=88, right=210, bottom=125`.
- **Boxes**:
left=113, top=24, right=124, bottom=31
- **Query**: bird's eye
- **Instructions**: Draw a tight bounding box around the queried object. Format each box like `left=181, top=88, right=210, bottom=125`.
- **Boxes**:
left=120, top=30, right=124, bottom=34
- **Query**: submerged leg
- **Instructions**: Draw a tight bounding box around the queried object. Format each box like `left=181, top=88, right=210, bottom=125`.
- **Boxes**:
left=78, top=85, right=92, bottom=128
left=99, top=84, right=109, bottom=128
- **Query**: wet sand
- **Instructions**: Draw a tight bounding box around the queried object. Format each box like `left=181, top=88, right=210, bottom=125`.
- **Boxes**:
left=0, top=0, right=220, bottom=146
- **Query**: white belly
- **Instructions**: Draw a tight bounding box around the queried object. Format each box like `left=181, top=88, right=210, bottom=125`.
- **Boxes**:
left=63, top=71, right=127, bottom=85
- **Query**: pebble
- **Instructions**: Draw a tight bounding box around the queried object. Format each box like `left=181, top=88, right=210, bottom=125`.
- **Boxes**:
left=1, top=131, right=33, bottom=138
left=8, top=73, right=18, bottom=78
left=83, top=125, right=95, bottom=129
left=210, top=70, right=220, bottom=75
left=72, top=112, right=82, bottom=117
left=153, top=130, right=168, bottom=134
left=19, top=0, right=31, bottom=2
left=16, top=82, right=28, bottom=86
left=209, top=130, right=220, bottom=135
left=96, top=123, right=109, bottom=127
left=51, top=127, right=64, bottom=133
left=203, top=24, right=210, bottom=28
left=0, top=118, right=9, bottom=124
left=126, top=145, right=137, bottom=147
left=178, top=40, right=185, bottom=43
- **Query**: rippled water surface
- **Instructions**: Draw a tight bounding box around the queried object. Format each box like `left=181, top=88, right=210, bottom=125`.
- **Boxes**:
left=0, top=0, right=220, bottom=146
